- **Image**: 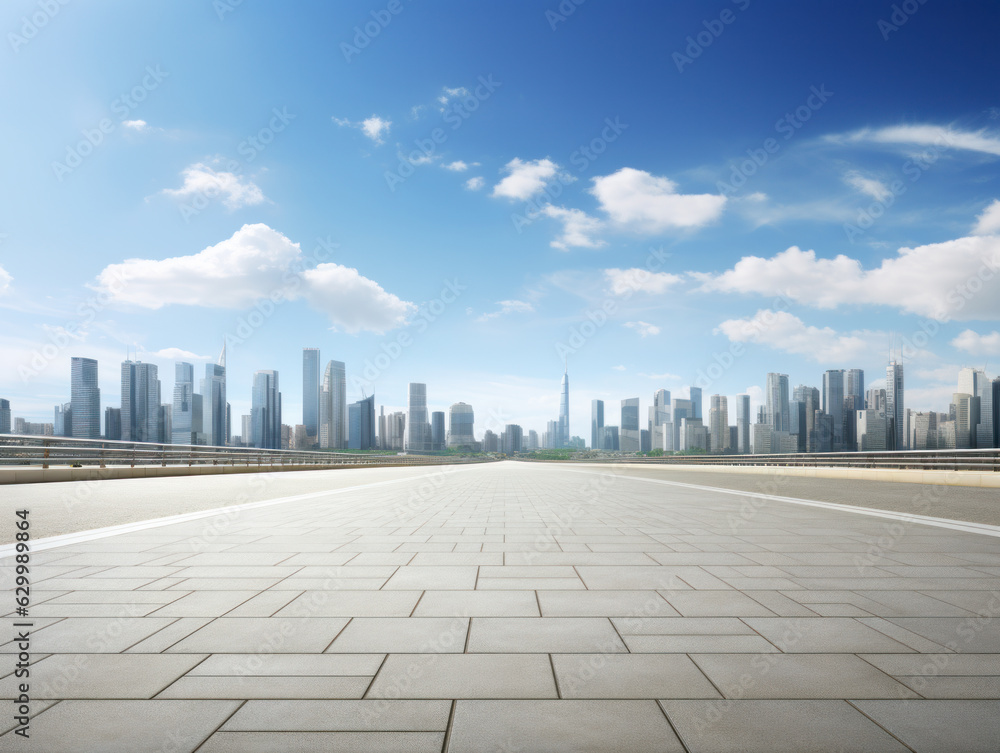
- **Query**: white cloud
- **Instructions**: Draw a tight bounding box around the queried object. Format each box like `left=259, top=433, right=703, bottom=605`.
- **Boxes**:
left=477, top=299, right=535, bottom=322
left=972, top=200, right=1000, bottom=235
left=745, top=192, right=768, bottom=202
left=590, top=167, right=727, bottom=232
left=843, top=170, right=892, bottom=202
left=301, top=264, right=415, bottom=334
left=438, top=87, right=469, bottom=110
left=464, top=176, right=485, bottom=191
left=333, top=114, right=391, bottom=145
left=716, top=309, right=871, bottom=362
left=93, top=223, right=414, bottom=333
left=604, top=267, right=682, bottom=295
left=639, top=371, right=681, bottom=380
left=951, top=329, right=1000, bottom=355
left=692, top=236, right=1000, bottom=321
left=612, top=365, right=626, bottom=371
left=835, top=124, right=1000, bottom=157
left=144, top=347, right=211, bottom=361
left=0, top=265, right=11, bottom=295
left=161, top=162, right=266, bottom=209
left=492, top=158, right=566, bottom=201
left=123, top=119, right=148, bottom=131
left=624, top=321, right=660, bottom=338
left=541, top=206, right=605, bottom=250
left=443, top=161, right=469, bottom=172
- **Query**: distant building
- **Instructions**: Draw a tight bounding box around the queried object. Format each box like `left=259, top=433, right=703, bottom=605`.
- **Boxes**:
left=600, top=425, right=619, bottom=451
left=158, top=404, right=172, bottom=444
left=54, top=402, right=72, bottom=437
left=857, top=409, right=887, bottom=451
left=591, top=399, right=604, bottom=451
left=447, top=402, right=475, bottom=449
left=502, top=424, right=523, bottom=454
left=302, top=348, right=320, bottom=446
left=709, top=395, right=729, bottom=453
left=766, top=373, right=790, bottom=433
left=121, top=360, right=160, bottom=443
left=794, top=385, right=820, bottom=452
left=348, top=395, right=376, bottom=450
left=558, top=367, right=569, bottom=448
left=71, top=357, right=101, bottom=439
left=172, top=362, right=195, bottom=445
left=431, top=411, right=445, bottom=451
left=407, top=383, right=430, bottom=452
left=251, top=370, right=282, bottom=449
left=385, top=411, right=406, bottom=451
left=689, top=387, right=703, bottom=420
left=482, top=429, right=498, bottom=453
left=0, top=399, right=10, bottom=434
left=202, top=347, right=227, bottom=447
left=886, top=361, right=905, bottom=449
left=735, top=394, right=750, bottom=454
left=526, top=429, right=539, bottom=450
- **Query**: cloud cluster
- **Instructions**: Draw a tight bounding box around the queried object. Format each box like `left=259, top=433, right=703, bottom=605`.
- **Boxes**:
left=477, top=299, right=535, bottom=322
left=624, top=321, right=660, bottom=337
left=333, top=114, right=392, bottom=144
left=492, top=158, right=565, bottom=200
left=590, top=168, right=727, bottom=232
left=161, top=163, right=266, bottom=210
left=951, top=329, right=1000, bottom=355
left=716, top=309, right=871, bottom=362
left=603, top=268, right=682, bottom=295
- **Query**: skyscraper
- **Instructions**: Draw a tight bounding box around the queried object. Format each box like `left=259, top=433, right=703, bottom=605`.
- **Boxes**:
left=886, top=361, right=905, bottom=450
left=121, top=360, right=160, bottom=443
left=448, top=402, right=475, bottom=449
left=689, top=387, right=703, bottom=420
left=407, top=382, right=429, bottom=452
left=558, top=366, right=569, bottom=448
left=709, top=394, right=729, bottom=453
left=822, top=370, right=845, bottom=450
left=251, top=370, right=281, bottom=450
left=348, top=394, right=376, bottom=450
left=202, top=345, right=227, bottom=447
left=302, top=348, right=320, bottom=445
left=0, top=399, right=10, bottom=434
left=54, top=403, right=71, bottom=437
left=320, top=360, right=347, bottom=449
left=766, top=373, right=790, bottom=433
left=70, top=357, right=100, bottom=439
left=172, top=362, right=195, bottom=445
left=651, top=389, right=670, bottom=449
left=591, top=399, right=604, bottom=450
left=431, top=411, right=445, bottom=451
left=846, top=369, right=865, bottom=407
left=958, top=367, right=993, bottom=448
left=104, top=407, right=121, bottom=441
left=735, top=393, right=751, bottom=454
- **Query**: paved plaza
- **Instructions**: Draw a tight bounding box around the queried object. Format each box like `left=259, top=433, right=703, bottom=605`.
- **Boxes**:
left=2, top=461, right=1000, bottom=752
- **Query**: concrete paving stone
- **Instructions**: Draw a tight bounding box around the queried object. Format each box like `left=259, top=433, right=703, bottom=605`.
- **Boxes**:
left=191, top=653, right=384, bottom=676
left=856, top=617, right=958, bottom=653
left=660, top=590, right=777, bottom=617
left=611, top=617, right=755, bottom=635
left=287, top=565, right=398, bottom=579
left=920, top=590, right=1000, bottom=616
left=269, top=577, right=389, bottom=590
left=169, top=552, right=299, bottom=566
left=661, top=699, right=910, bottom=752
left=0, top=700, right=59, bottom=736
left=852, top=700, right=1000, bottom=752
left=28, top=578, right=158, bottom=591
left=860, top=653, right=1000, bottom=676
left=164, top=577, right=285, bottom=590
left=0, top=653, right=205, bottom=700
left=885, top=617, right=1000, bottom=653
left=538, top=590, right=679, bottom=617
left=166, top=617, right=350, bottom=653
left=170, top=566, right=303, bottom=579
left=76, top=566, right=185, bottom=580
left=392, top=543, right=457, bottom=552
left=196, top=730, right=444, bottom=752
left=745, top=591, right=821, bottom=617
left=448, top=700, right=685, bottom=752
left=407, top=552, right=503, bottom=565
left=742, top=618, right=916, bottom=653
left=624, top=634, right=780, bottom=653
left=467, top=618, right=627, bottom=653
left=0, top=699, right=240, bottom=753
left=342, top=553, right=416, bottom=566
left=12, top=617, right=176, bottom=653
left=503, top=552, right=660, bottom=566
left=893, top=675, right=1000, bottom=698
left=124, top=617, right=215, bottom=653
left=716, top=576, right=805, bottom=590
left=223, top=590, right=301, bottom=617
left=367, top=654, right=558, bottom=699
left=804, top=603, right=874, bottom=617
left=477, top=577, right=585, bottom=590
left=274, top=591, right=422, bottom=617
left=24, top=602, right=168, bottom=618
left=221, top=699, right=451, bottom=730
left=691, top=654, right=920, bottom=699
left=553, top=654, right=721, bottom=699
left=326, top=617, right=468, bottom=653
left=146, top=590, right=259, bottom=617
left=411, top=590, right=540, bottom=617
left=478, top=566, right=579, bottom=578
left=157, top=675, right=371, bottom=699
left=382, top=566, right=478, bottom=590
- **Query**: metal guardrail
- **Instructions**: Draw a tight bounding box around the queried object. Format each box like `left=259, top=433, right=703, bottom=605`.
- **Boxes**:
left=561, top=448, right=1000, bottom=472
left=0, top=435, right=489, bottom=470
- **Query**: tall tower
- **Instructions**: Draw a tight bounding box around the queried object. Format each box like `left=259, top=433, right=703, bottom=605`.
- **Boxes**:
left=407, top=383, right=429, bottom=451
left=591, top=399, right=604, bottom=450
left=251, top=370, right=281, bottom=449
left=121, top=359, right=160, bottom=443
left=886, top=360, right=905, bottom=450
left=765, top=373, right=790, bottom=433
left=201, top=343, right=227, bottom=447
left=320, top=360, right=347, bottom=449
left=172, top=362, right=194, bottom=445
left=302, top=348, right=320, bottom=444
left=735, top=393, right=751, bottom=454
left=558, top=364, right=569, bottom=448
left=70, top=357, right=100, bottom=439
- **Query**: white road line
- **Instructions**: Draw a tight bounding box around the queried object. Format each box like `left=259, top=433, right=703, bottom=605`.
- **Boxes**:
left=0, top=465, right=476, bottom=557
left=550, top=464, right=1000, bottom=538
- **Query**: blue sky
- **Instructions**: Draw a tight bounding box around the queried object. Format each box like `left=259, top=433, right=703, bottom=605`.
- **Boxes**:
left=3, top=0, right=1000, bottom=440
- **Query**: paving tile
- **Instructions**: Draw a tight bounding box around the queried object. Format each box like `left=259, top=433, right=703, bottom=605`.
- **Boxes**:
left=661, top=590, right=776, bottom=617
left=886, top=617, right=1000, bottom=653
left=553, top=654, right=720, bottom=699
left=860, top=653, right=1000, bottom=677
left=852, top=700, right=1000, bottom=752
left=367, top=654, right=558, bottom=698
left=467, top=618, right=627, bottom=653
left=12, top=617, right=176, bottom=653
left=381, top=566, right=478, bottom=590
left=477, top=577, right=585, bottom=590
left=448, top=700, right=685, bottom=752
left=166, top=617, right=350, bottom=653
left=538, top=590, right=679, bottom=617
left=157, top=675, right=371, bottom=699
left=624, top=634, right=779, bottom=653
left=412, top=590, right=540, bottom=617
left=742, top=617, right=916, bottom=653
left=190, top=653, right=383, bottom=676
left=125, top=617, right=214, bottom=652
left=661, top=700, right=909, bottom=752
left=274, top=591, right=422, bottom=617
left=221, top=699, right=450, bottom=730
left=146, top=590, right=259, bottom=617
left=197, top=731, right=444, bottom=752
left=611, top=617, right=755, bottom=636
left=326, top=618, right=468, bottom=653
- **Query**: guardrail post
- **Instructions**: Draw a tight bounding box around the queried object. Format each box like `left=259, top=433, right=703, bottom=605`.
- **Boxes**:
left=42, top=439, right=49, bottom=470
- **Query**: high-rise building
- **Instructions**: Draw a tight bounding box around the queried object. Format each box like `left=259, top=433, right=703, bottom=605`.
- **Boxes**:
left=558, top=367, right=570, bottom=448
left=671, top=398, right=694, bottom=451
left=822, top=370, right=846, bottom=450
left=792, top=385, right=821, bottom=453
left=384, top=411, right=406, bottom=451
left=886, top=361, right=905, bottom=449
left=121, top=360, right=160, bottom=443
left=650, top=389, right=670, bottom=449
left=348, top=394, right=376, bottom=450
left=789, top=400, right=807, bottom=452
left=866, top=387, right=886, bottom=412
left=689, top=387, right=703, bottom=421
left=591, top=399, right=604, bottom=451
left=502, top=424, right=523, bottom=454
left=857, top=409, right=888, bottom=451
left=172, top=362, right=195, bottom=445
left=302, top=348, right=320, bottom=445
left=0, top=399, right=10, bottom=434
left=71, top=357, right=100, bottom=439
left=104, top=407, right=121, bottom=440
left=202, top=345, right=227, bottom=447
left=158, top=404, right=172, bottom=444
left=482, top=429, right=498, bottom=453
left=952, top=392, right=974, bottom=449
left=251, top=370, right=282, bottom=449
left=54, top=402, right=72, bottom=437
left=912, top=411, right=938, bottom=450
left=448, top=402, right=475, bottom=449
left=709, top=395, right=729, bottom=453
left=735, top=393, right=750, bottom=454
left=619, top=397, right=640, bottom=452
left=407, top=383, right=429, bottom=452
left=320, top=360, right=347, bottom=449
left=765, top=373, right=790, bottom=433
left=431, top=411, right=445, bottom=451
left=994, top=378, right=1000, bottom=448
left=958, top=367, right=994, bottom=449
left=846, top=369, right=865, bottom=406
